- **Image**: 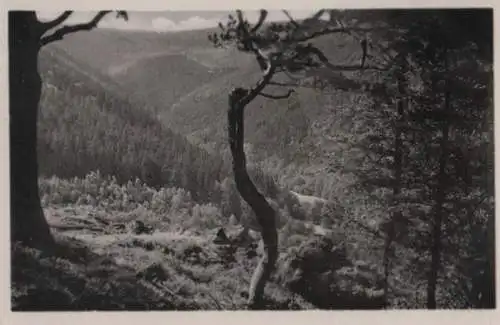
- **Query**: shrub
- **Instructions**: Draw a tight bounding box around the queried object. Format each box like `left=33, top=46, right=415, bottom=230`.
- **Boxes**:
left=277, top=235, right=384, bottom=309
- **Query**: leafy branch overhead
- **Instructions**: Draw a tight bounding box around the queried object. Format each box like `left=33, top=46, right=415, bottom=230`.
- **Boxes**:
left=208, top=9, right=385, bottom=102
left=39, top=11, right=128, bottom=46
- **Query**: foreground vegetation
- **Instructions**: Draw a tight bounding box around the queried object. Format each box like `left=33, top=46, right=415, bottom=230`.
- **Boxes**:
left=13, top=171, right=480, bottom=309
left=13, top=172, right=388, bottom=310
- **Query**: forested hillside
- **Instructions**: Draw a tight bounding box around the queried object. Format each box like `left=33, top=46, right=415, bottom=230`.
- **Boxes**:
left=16, top=35, right=387, bottom=311
left=11, top=9, right=494, bottom=311
left=37, top=44, right=327, bottom=229
left=38, top=45, right=226, bottom=202
left=49, top=26, right=370, bottom=191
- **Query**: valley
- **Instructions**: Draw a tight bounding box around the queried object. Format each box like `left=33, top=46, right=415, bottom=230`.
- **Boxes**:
left=22, top=26, right=390, bottom=310
left=11, top=10, right=493, bottom=311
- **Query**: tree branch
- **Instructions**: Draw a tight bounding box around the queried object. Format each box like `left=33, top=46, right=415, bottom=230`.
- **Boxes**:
left=250, top=9, right=268, bottom=33
left=235, top=10, right=270, bottom=71
left=41, top=11, right=73, bottom=32
left=259, top=89, right=294, bottom=100
left=288, top=26, right=374, bottom=44
left=236, top=42, right=277, bottom=106
left=282, top=69, right=306, bottom=81
left=268, top=80, right=307, bottom=88
left=241, top=62, right=277, bottom=107
left=40, top=11, right=112, bottom=46
left=282, top=10, right=300, bottom=28
left=221, top=10, right=388, bottom=108
left=302, top=44, right=387, bottom=71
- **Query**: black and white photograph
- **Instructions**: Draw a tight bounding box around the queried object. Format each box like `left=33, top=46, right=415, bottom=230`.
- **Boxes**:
left=7, top=5, right=495, bottom=314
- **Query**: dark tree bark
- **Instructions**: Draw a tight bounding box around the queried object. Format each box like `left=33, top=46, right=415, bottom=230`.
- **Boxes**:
left=484, top=207, right=496, bottom=307
left=426, top=115, right=449, bottom=309
left=427, top=53, right=450, bottom=309
left=9, top=12, right=54, bottom=248
left=227, top=87, right=278, bottom=309
left=381, top=56, right=407, bottom=307
left=9, top=10, right=126, bottom=249
left=483, top=83, right=495, bottom=308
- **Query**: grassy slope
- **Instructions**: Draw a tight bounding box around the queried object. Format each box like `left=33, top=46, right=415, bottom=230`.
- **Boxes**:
left=12, top=173, right=390, bottom=310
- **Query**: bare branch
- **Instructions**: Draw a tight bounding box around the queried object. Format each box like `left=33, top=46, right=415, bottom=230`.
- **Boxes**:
left=250, top=9, right=268, bottom=33
left=221, top=10, right=389, bottom=108
left=283, top=9, right=385, bottom=45
left=310, top=9, right=327, bottom=21
left=302, top=44, right=387, bottom=71
left=234, top=10, right=270, bottom=71
left=268, top=81, right=301, bottom=87
left=242, top=61, right=277, bottom=106
left=282, top=10, right=299, bottom=28
left=259, top=89, right=294, bottom=100
left=282, top=69, right=306, bottom=81
left=41, top=11, right=73, bottom=31
left=40, top=11, right=112, bottom=46
left=270, top=79, right=344, bottom=91
left=289, top=26, right=375, bottom=44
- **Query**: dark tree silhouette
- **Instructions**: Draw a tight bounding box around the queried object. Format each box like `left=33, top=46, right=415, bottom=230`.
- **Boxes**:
left=9, top=11, right=127, bottom=249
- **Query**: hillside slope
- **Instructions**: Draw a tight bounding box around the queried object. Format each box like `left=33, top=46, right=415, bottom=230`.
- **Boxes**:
left=51, top=28, right=371, bottom=196
left=14, top=172, right=389, bottom=311
left=37, top=44, right=331, bottom=224
left=109, top=52, right=235, bottom=114
left=38, top=45, right=227, bottom=202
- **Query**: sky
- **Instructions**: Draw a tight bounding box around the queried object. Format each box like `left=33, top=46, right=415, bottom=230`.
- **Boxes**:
left=36, top=11, right=318, bottom=32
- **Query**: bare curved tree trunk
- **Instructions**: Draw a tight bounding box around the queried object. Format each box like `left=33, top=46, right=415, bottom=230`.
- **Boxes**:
left=227, top=88, right=278, bottom=310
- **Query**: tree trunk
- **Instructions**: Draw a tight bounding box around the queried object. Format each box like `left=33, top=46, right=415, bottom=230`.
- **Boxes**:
left=483, top=84, right=496, bottom=309
left=426, top=119, right=449, bottom=309
left=426, top=65, right=450, bottom=309
left=382, top=57, right=406, bottom=308
left=228, top=88, right=278, bottom=310
left=9, top=12, right=54, bottom=248
left=483, top=207, right=495, bottom=308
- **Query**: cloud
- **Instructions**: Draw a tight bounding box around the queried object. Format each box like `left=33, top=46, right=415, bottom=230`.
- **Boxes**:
left=244, top=10, right=314, bottom=23
left=151, top=17, right=177, bottom=31
left=151, top=16, right=219, bottom=32
left=177, top=16, right=220, bottom=30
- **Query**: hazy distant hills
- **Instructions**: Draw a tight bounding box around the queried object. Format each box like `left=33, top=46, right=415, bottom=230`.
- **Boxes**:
left=37, top=43, right=234, bottom=203
left=40, top=26, right=370, bottom=193
left=36, top=40, right=343, bottom=231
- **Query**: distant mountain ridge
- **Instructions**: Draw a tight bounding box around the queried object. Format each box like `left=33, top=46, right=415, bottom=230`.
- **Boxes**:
left=42, top=26, right=368, bottom=199
left=37, top=43, right=321, bottom=219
